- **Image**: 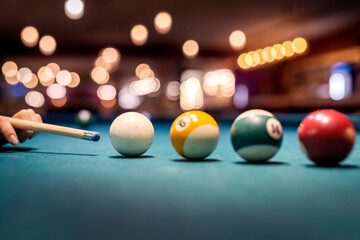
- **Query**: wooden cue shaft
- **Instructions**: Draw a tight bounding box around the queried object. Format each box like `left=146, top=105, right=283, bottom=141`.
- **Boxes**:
left=2, top=116, right=100, bottom=141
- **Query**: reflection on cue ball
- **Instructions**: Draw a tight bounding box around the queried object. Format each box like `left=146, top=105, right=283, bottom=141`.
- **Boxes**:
left=110, top=112, right=154, bottom=157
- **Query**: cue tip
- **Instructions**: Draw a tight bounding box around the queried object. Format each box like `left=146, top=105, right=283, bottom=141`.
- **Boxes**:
left=84, top=131, right=101, bottom=142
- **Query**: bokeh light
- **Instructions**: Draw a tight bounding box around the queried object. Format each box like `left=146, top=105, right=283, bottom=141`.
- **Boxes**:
left=229, top=30, right=246, bottom=51
left=131, top=24, right=148, bottom=46
left=166, top=81, right=180, bottom=100
left=64, top=0, right=84, bottom=20
left=39, top=35, right=57, bottom=56
left=101, top=47, right=120, bottom=64
left=180, top=77, right=203, bottom=110
left=281, top=41, right=295, bottom=57
left=68, top=72, right=80, bottom=88
left=154, top=12, right=172, bottom=34
left=182, top=40, right=199, bottom=59
left=271, top=43, right=285, bottom=60
left=4, top=75, right=19, bottom=85
left=135, top=63, right=150, bottom=77
left=21, top=26, right=39, bottom=48
left=237, top=53, right=250, bottom=69
left=2, top=61, right=18, bottom=77
left=38, top=66, right=55, bottom=86
left=101, top=98, right=117, bottom=108
left=51, top=96, right=67, bottom=107
left=23, top=73, right=39, bottom=89
left=17, top=67, right=33, bottom=83
left=262, top=46, right=275, bottom=63
left=56, top=70, right=72, bottom=86
left=46, top=83, right=67, bottom=99
left=47, top=63, right=60, bottom=76
left=118, top=87, right=142, bottom=109
left=91, top=66, right=109, bottom=84
left=292, top=37, right=308, bottom=54
left=97, top=85, right=117, bottom=100
left=25, top=91, right=45, bottom=108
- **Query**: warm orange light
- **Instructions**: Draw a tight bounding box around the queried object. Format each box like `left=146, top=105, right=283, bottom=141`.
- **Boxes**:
left=271, top=44, right=284, bottom=60
left=101, top=98, right=117, bottom=108
left=38, top=66, right=55, bottom=86
left=229, top=30, right=246, bottom=51
left=91, top=66, right=109, bottom=84
left=182, top=40, right=199, bottom=59
left=135, top=63, right=150, bottom=77
left=255, top=49, right=266, bottom=65
left=21, top=26, right=39, bottom=48
left=262, top=46, right=275, bottom=63
left=154, top=12, right=172, bottom=34
left=39, top=35, right=57, bottom=56
left=281, top=41, right=294, bottom=57
left=51, top=96, right=67, bottom=107
left=237, top=53, right=250, bottom=69
left=2, top=61, right=18, bottom=77
left=23, top=73, right=39, bottom=89
left=292, top=37, right=307, bottom=54
left=68, top=72, right=80, bottom=88
left=47, top=63, right=61, bottom=76
left=131, top=25, right=148, bottom=46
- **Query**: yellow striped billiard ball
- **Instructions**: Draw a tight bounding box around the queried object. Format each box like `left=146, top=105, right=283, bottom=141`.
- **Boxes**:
left=170, top=111, right=219, bottom=160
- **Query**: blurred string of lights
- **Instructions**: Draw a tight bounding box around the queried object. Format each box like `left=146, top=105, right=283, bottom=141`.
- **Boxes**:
left=237, top=37, right=308, bottom=69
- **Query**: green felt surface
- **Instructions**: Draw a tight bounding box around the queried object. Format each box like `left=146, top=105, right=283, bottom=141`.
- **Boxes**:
left=1, top=122, right=360, bottom=240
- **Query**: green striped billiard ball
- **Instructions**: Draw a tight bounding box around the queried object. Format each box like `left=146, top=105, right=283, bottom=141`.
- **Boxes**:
left=231, top=109, right=283, bottom=162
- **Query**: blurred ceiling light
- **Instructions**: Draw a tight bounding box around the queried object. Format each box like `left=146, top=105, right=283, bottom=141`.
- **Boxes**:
left=2, top=61, right=18, bottom=77
left=23, top=73, right=38, bottom=89
left=38, top=66, right=55, bottom=86
left=229, top=30, right=246, bottom=51
left=4, top=75, right=19, bottom=85
left=25, top=91, right=45, bottom=108
left=154, top=12, right=172, bottom=34
left=180, top=69, right=202, bottom=83
left=237, top=53, right=250, bottom=69
left=46, top=83, right=66, bottom=99
left=166, top=81, right=180, bottom=100
left=255, top=49, right=266, bottom=65
left=97, top=85, right=117, bottom=100
left=180, top=78, right=203, bottom=110
left=91, top=66, right=109, bottom=84
left=95, top=56, right=112, bottom=71
left=135, top=63, right=150, bottom=77
left=262, top=46, right=275, bottom=63
left=292, top=37, right=307, bottom=54
left=131, top=24, right=148, bottom=46
left=101, top=98, right=117, bottom=108
left=281, top=41, right=295, bottom=57
left=244, top=53, right=253, bottom=67
left=118, top=87, right=142, bottom=109
left=64, top=0, right=84, bottom=20
left=101, top=47, right=120, bottom=64
left=39, top=35, right=56, bottom=56
left=233, top=84, right=249, bottom=109
left=182, top=40, right=199, bottom=59
left=68, top=72, right=80, bottom=88
left=47, top=62, right=60, bottom=76
left=56, top=70, right=72, bottom=86
left=17, top=67, right=33, bottom=84
left=139, top=68, right=154, bottom=79
left=51, top=96, right=67, bottom=107
left=20, top=26, right=39, bottom=47
left=249, top=51, right=260, bottom=66
left=271, top=44, right=284, bottom=60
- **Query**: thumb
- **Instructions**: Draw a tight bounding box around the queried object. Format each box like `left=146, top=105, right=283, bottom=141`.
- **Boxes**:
left=0, top=117, right=19, bottom=146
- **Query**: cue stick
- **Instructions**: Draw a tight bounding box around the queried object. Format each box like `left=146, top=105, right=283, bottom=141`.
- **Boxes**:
left=1, top=116, right=100, bottom=142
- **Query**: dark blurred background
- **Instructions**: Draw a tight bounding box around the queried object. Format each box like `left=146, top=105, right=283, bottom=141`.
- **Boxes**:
left=1, top=0, right=360, bottom=120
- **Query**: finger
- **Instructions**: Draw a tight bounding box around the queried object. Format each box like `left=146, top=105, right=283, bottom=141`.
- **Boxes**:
left=0, top=118, right=18, bottom=146
left=29, top=114, right=42, bottom=139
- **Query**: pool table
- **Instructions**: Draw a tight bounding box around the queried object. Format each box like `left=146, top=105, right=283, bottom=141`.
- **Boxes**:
left=1, top=117, right=360, bottom=240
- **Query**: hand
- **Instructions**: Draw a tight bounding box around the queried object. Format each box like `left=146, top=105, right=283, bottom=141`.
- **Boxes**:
left=0, top=109, right=43, bottom=146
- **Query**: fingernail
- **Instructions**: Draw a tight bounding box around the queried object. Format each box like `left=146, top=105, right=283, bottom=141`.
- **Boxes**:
left=9, top=135, right=18, bottom=146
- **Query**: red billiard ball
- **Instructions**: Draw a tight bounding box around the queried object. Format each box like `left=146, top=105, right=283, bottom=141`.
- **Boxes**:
left=298, top=109, right=356, bottom=165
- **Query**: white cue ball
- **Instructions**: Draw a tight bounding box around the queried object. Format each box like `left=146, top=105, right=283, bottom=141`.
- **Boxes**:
left=110, top=112, right=154, bottom=157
